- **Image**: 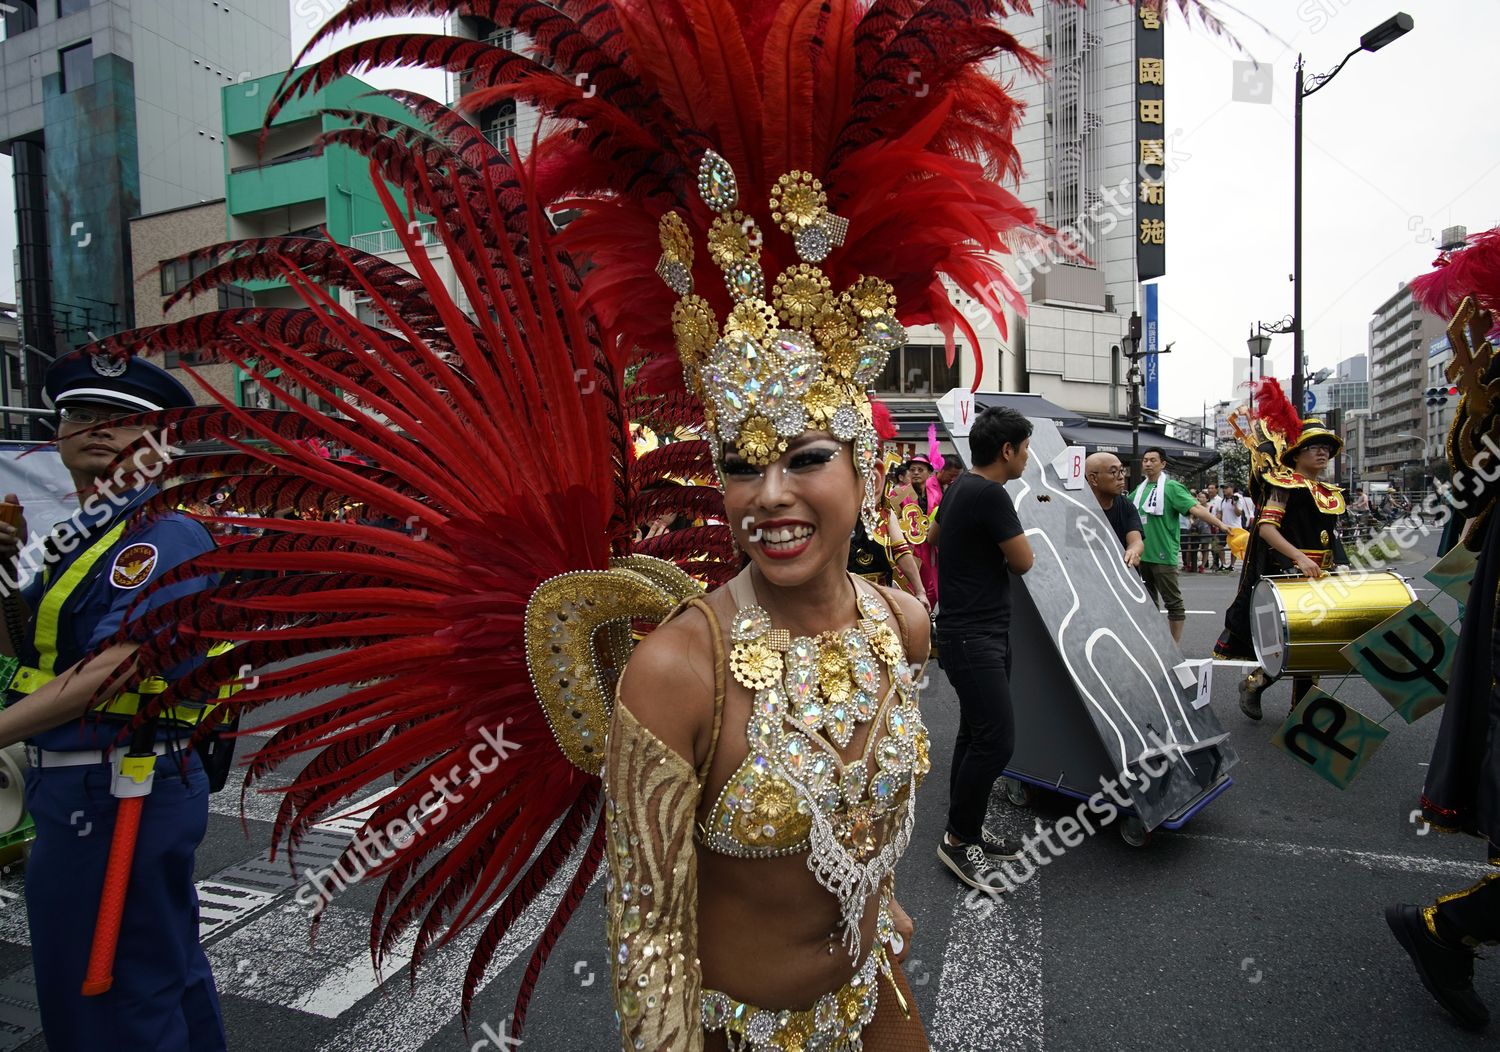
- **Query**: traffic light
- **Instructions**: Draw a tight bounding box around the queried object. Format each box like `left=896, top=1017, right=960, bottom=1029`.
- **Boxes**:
left=1425, top=386, right=1457, bottom=406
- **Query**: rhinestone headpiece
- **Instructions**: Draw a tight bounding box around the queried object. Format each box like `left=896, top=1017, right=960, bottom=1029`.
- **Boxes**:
left=659, top=152, right=907, bottom=525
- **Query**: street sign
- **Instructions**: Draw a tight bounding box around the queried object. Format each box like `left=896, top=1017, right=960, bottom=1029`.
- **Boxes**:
left=1303, top=388, right=1317, bottom=412
left=1144, top=284, right=1160, bottom=410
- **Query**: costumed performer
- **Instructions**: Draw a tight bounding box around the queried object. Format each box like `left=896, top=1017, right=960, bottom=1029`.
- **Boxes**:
left=1212, top=380, right=1348, bottom=720
left=1385, top=226, right=1500, bottom=1032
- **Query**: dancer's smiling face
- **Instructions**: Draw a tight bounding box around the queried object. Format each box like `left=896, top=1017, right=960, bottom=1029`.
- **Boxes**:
left=721, top=432, right=879, bottom=586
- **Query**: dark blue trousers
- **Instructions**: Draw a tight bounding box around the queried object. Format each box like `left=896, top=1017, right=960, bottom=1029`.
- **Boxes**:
left=24, top=751, right=225, bottom=1051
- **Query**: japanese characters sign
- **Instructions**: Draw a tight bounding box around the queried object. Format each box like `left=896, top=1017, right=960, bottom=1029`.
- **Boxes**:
left=1136, top=1, right=1166, bottom=280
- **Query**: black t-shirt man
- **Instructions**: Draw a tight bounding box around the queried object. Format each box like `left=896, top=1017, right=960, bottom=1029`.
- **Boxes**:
left=935, top=471, right=1024, bottom=633
left=1101, top=494, right=1144, bottom=549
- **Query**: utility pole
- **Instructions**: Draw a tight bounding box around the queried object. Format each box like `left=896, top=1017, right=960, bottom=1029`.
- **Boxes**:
left=1120, top=311, right=1172, bottom=486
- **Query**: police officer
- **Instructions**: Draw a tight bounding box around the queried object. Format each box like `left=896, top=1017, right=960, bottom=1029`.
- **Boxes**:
left=0, top=353, right=226, bottom=1050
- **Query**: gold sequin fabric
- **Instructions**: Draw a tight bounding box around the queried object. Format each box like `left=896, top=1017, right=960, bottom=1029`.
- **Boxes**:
left=605, top=700, right=706, bottom=1052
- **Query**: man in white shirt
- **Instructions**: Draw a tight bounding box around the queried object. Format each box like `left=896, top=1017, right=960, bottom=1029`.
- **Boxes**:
left=1210, top=484, right=1254, bottom=571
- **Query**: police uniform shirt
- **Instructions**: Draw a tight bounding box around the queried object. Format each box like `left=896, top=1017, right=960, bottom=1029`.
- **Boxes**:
left=17, top=485, right=216, bottom=751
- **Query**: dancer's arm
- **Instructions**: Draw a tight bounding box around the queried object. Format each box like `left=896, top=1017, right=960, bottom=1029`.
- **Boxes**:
left=605, top=627, right=710, bottom=1052
left=886, top=512, right=927, bottom=609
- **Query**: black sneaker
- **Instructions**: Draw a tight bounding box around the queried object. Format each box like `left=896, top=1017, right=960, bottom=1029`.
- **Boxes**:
left=1386, top=904, right=1490, bottom=1030
left=938, top=838, right=1006, bottom=893
left=979, top=832, right=1024, bottom=861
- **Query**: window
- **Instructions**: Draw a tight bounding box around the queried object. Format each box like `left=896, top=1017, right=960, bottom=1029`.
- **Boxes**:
left=218, top=285, right=253, bottom=310
left=58, top=0, right=89, bottom=17
left=59, top=40, right=92, bottom=93
left=875, top=344, right=960, bottom=396
left=240, top=376, right=277, bottom=410
left=484, top=101, right=517, bottom=157
left=159, top=259, right=189, bottom=297
left=159, top=255, right=220, bottom=297
left=240, top=372, right=337, bottom=414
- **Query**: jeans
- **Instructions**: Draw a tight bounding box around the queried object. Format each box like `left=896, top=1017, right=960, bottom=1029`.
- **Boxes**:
left=938, top=629, right=1016, bottom=844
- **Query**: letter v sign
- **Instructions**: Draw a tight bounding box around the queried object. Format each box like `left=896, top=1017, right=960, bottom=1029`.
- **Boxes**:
left=942, top=388, right=976, bottom=437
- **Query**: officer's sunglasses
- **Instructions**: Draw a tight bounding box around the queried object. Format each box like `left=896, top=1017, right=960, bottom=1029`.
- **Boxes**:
left=59, top=406, right=148, bottom=427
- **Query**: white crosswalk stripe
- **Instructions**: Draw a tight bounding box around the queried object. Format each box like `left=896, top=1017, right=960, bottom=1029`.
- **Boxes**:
left=929, top=797, right=1044, bottom=1052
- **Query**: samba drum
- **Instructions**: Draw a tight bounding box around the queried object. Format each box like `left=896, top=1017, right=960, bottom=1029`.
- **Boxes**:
left=1251, top=571, right=1416, bottom=677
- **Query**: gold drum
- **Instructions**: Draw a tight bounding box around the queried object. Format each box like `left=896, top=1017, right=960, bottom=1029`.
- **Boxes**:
left=1250, top=571, right=1416, bottom=677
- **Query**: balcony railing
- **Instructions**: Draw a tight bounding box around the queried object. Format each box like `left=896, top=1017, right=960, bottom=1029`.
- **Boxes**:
left=349, top=221, right=438, bottom=255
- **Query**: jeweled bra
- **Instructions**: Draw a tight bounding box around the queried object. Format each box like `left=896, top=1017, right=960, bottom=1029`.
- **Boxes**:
left=696, top=570, right=930, bottom=958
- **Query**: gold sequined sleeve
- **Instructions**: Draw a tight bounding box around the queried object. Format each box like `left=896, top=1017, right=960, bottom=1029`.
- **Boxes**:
left=604, top=698, right=704, bottom=1052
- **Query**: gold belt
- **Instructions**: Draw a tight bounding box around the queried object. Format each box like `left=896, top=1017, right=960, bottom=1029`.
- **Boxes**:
left=699, top=945, right=888, bottom=1051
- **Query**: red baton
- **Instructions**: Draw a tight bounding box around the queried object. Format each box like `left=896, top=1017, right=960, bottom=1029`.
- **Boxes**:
left=81, top=729, right=158, bottom=996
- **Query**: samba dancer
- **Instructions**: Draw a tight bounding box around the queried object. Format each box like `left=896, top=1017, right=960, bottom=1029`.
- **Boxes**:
left=67, top=1, right=1231, bottom=1048
left=1213, top=380, right=1348, bottom=719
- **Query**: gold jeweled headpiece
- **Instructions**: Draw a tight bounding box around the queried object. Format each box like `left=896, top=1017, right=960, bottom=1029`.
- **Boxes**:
left=658, top=151, right=907, bottom=530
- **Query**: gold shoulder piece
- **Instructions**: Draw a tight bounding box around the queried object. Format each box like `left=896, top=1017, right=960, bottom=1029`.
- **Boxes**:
left=526, top=556, right=703, bottom=774
left=605, top=701, right=705, bottom=1052
left=1259, top=466, right=1304, bottom=492
left=1446, top=297, right=1500, bottom=472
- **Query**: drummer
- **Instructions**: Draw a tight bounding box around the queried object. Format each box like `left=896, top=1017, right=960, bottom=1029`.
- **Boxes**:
left=1213, top=412, right=1348, bottom=720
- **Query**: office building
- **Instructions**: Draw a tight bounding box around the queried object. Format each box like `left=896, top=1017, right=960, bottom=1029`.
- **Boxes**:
left=1365, top=283, right=1446, bottom=481
left=1308, top=354, right=1369, bottom=415
left=987, top=0, right=1145, bottom=416
left=0, top=0, right=289, bottom=418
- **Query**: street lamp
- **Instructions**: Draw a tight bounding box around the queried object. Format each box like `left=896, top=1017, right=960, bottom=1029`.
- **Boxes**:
left=1246, top=329, right=1270, bottom=369
left=1248, top=316, right=1293, bottom=414
left=1292, top=12, right=1413, bottom=417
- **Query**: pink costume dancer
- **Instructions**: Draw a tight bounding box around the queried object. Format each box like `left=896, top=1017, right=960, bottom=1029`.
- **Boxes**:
left=913, top=425, right=945, bottom=606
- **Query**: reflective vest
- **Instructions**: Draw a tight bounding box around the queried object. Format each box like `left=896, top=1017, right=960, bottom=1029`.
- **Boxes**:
left=0, top=515, right=235, bottom=725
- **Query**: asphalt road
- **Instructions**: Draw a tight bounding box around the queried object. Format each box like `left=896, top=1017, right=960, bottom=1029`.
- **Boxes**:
left=0, top=529, right=1490, bottom=1051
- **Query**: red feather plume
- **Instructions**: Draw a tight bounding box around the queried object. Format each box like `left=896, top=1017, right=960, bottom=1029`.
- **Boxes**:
left=1249, top=376, right=1302, bottom=446
left=1411, top=226, right=1500, bottom=321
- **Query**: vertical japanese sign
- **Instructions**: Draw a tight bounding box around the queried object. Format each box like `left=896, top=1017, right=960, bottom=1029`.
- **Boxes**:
left=1136, top=1, right=1166, bottom=280
left=1144, top=282, right=1160, bottom=410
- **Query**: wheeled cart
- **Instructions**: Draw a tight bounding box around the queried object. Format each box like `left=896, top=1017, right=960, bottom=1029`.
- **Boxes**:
left=935, top=413, right=1238, bottom=846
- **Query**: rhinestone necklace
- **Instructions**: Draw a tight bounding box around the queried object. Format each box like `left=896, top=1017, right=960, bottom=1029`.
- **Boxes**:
left=723, top=570, right=928, bottom=959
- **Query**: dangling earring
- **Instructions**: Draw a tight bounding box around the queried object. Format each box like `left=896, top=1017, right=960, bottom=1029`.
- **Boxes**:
left=861, top=467, right=881, bottom=536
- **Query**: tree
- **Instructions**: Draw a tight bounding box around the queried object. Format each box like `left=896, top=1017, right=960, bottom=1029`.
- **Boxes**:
left=1217, top=442, right=1250, bottom=491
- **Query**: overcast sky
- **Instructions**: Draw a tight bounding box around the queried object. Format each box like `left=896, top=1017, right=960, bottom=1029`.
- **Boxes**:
left=5, top=1, right=1494, bottom=426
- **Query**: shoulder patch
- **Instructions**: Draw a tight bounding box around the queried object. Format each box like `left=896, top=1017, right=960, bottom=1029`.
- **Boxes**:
left=110, top=542, right=158, bottom=589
